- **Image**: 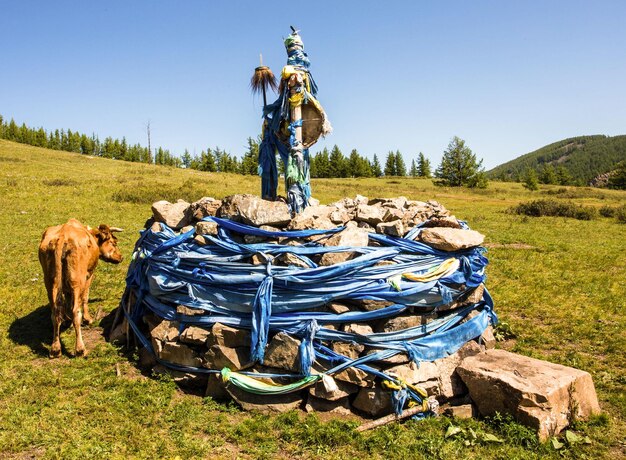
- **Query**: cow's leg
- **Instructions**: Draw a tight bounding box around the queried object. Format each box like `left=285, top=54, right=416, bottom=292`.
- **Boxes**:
left=50, top=304, right=63, bottom=358
left=81, top=273, right=95, bottom=325
left=71, top=289, right=86, bottom=357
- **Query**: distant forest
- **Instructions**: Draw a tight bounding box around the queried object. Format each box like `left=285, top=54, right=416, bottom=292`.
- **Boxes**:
left=0, top=114, right=433, bottom=179
left=488, top=135, right=626, bottom=186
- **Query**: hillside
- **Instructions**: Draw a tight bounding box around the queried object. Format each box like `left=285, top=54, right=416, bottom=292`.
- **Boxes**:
left=1, top=140, right=625, bottom=458
left=488, top=135, right=626, bottom=185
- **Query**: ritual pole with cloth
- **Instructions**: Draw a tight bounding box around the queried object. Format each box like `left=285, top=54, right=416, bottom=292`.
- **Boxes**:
left=254, top=27, right=331, bottom=213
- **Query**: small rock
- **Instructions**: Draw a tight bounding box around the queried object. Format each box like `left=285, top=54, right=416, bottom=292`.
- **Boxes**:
left=207, top=323, right=250, bottom=348
left=309, top=375, right=359, bottom=401
left=352, top=387, right=393, bottom=417
left=190, top=197, right=222, bottom=221
left=329, top=209, right=350, bottom=224
left=334, top=366, right=375, bottom=387
left=195, top=221, right=219, bottom=236
left=348, top=299, right=394, bottom=311
left=226, top=384, right=303, bottom=413
left=480, top=325, right=497, bottom=349
left=205, top=373, right=230, bottom=401
left=151, top=199, right=192, bottom=230
left=443, top=404, right=475, bottom=419
left=149, top=319, right=180, bottom=342
left=343, top=323, right=373, bottom=336
left=179, top=326, right=211, bottom=346
left=457, top=349, right=601, bottom=440
left=355, top=204, right=385, bottom=226
left=422, top=216, right=462, bottom=229
left=204, top=345, right=251, bottom=371
left=383, top=208, right=404, bottom=222
left=275, top=252, right=310, bottom=268
left=306, top=395, right=352, bottom=415
left=376, top=220, right=405, bottom=237
left=379, top=313, right=435, bottom=333
left=159, top=342, right=203, bottom=368
left=176, top=305, right=206, bottom=316
left=419, top=228, right=485, bottom=251
left=318, top=227, right=369, bottom=266
left=332, top=341, right=365, bottom=360
left=327, top=302, right=351, bottom=314
left=263, top=332, right=301, bottom=372
left=138, top=346, right=157, bottom=368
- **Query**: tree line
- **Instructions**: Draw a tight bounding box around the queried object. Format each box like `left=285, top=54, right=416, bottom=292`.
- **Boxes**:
left=0, top=114, right=489, bottom=187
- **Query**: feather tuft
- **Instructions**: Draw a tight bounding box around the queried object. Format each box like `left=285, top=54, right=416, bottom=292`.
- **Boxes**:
left=251, top=66, right=278, bottom=94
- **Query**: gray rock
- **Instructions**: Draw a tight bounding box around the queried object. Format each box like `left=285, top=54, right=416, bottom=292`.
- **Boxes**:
left=275, top=252, right=310, bottom=268
left=318, top=227, right=369, bottom=266
left=352, top=387, right=393, bottom=417
left=343, top=323, right=373, bottom=336
left=309, top=375, right=359, bottom=401
left=176, top=305, right=206, bottom=316
left=306, top=395, right=353, bottom=415
left=205, top=373, right=230, bottom=401
left=226, top=384, right=302, bottom=413
left=179, top=326, right=211, bottom=346
left=204, top=345, right=251, bottom=371
left=332, top=341, right=365, bottom=360
left=443, top=404, right=475, bottom=419
left=159, top=342, right=203, bottom=368
left=262, top=332, right=301, bottom=372
left=195, top=220, right=218, bottom=236
left=422, top=216, right=462, bottom=229
left=355, top=204, right=385, bottom=226
left=218, top=194, right=292, bottom=227
left=329, top=209, right=350, bottom=224
left=190, top=197, right=222, bottom=221
left=348, top=299, right=394, bottom=311
left=379, top=314, right=433, bottom=333
left=334, top=366, right=375, bottom=388
left=376, top=220, right=405, bottom=237
left=149, top=319, right=180, bottom=342
left=480, top=325, right=497, bottom=349
left=382, top=208, right=405, bottom=222
left=419, top=228, right=485, bottom=251
left=327, top=302, right=351, bottom=314
left=207, top=323, right=250, bottom=348
left=151, top=199, right=192, bottom=230
left=457, top=349, right=601, bottom=440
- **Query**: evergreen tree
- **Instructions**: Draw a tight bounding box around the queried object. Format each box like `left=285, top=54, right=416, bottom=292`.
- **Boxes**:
left=555, top=165, right=572, bottom=185
left=384, top=151, right=396, bottom=176
left=329, top=145, right=346, bottom=178
left=522, top=168, right=539, bottom=191
left=395, top=150, right=407, bottom=176
left=540, top=165, right=558, bottom=184
left=608, top=161, right=626, bottom=190
left=417, top=152, right=432, bottom=178
left=311, top=148, right=331, bottom=178
left=435, top=136, right=487, bottom=188
left=410, top=159, right=418, bottom=177
left=198, top=149, right=217, bottom=172
left=371, top=154, right=383, bottom=177
left=181, top=149, right=192, bottom=168
left=240, top=137, right=259, bottom=175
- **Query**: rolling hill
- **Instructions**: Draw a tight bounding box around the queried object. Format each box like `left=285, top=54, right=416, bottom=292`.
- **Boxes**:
left=488, top=135, right=626, bottom=185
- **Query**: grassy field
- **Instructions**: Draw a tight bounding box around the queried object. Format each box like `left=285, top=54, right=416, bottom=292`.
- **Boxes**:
left=0, top=139, right=624, bottom=459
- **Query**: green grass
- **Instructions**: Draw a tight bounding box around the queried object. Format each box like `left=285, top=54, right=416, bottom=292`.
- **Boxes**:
left=1, top=139, right=625, bottom=459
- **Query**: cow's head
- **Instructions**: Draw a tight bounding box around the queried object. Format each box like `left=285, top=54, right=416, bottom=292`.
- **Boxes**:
left=92, top=224, right=124, bottom=264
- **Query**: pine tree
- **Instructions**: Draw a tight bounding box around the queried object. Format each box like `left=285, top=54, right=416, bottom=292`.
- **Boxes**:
left=181, top=149, right=192, bottom=168
left=435, top=136, right=487, bottom=188
left=371, top=154, right=383, bottom=177
left=410, top=159, right=418, bottom=177
left=240, top=137, right=259, bottom=175
left=555, top=165, right=572, bottom=185
left=329, top=145, right=346, bottom=178
left=608, top=161, right=626, bottom=190
left=522, top=168, right=539, bottom=191
left=417, top=152, right=432, bottom=178
left=540, top=165, right=558, bottom=184
left=384, top=151, right=396, bottom=176
left=395, top=150, right=407, bottom=176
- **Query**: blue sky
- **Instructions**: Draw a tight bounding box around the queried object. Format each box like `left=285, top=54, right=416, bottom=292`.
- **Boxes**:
left=1, top=1, right=625, bottom=169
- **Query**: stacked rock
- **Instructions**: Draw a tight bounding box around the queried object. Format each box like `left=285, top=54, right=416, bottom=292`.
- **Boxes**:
left=116, top=194, right=495, bottom=417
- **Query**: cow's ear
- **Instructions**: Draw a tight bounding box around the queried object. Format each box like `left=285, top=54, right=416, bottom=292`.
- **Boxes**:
left=89, top=226, right=100, bottom=238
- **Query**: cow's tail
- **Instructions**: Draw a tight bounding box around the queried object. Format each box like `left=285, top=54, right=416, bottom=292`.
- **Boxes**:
left=52, top=238, right=64, bottom=308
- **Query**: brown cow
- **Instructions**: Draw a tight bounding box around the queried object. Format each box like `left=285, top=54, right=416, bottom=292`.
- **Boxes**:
left=38, top=219, right=123, bottom=357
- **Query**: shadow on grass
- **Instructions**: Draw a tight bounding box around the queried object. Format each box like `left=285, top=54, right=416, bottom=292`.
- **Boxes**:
left=8, top=304, right=56, bottom=357
left=8, top=304, right=117, bottom=357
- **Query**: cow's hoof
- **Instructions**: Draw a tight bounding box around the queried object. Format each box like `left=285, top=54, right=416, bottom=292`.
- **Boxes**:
left=75, top=348, right=87, bottom=358
left=49, top=348, right=61, bottom=359
left=82, top=317, right=94, bottom=326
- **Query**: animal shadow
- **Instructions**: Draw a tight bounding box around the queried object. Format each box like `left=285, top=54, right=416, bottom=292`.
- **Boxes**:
left=9, top=304, right=58, bottom=357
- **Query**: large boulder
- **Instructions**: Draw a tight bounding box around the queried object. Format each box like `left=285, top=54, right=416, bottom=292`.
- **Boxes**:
left=190, top=197, right=222, bottom=221
left=151, top=200, right=192, bottom=230
left=457, top=349, right=601, bottom=440
left=262, top=332, right=301, bottom=372
left=419, top=227, right=485, bottom=251
left=218, top=194, right=292, bottom=227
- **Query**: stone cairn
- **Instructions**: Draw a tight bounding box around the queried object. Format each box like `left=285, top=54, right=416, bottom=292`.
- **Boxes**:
left=111, top=194, right=600, bottom=439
